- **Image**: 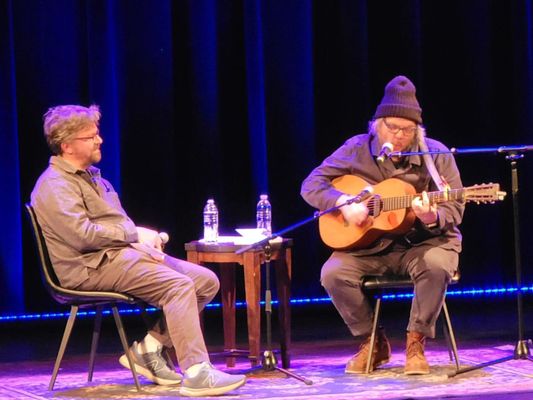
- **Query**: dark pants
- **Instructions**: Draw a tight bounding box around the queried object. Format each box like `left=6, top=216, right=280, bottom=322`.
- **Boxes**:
left=320, top=242, right=458, bottom=338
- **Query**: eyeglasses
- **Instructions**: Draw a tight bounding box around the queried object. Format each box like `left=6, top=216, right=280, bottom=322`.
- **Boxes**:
left=72, top=133, right=101, bottom=142
left=383, top=119, right=417, bottom=136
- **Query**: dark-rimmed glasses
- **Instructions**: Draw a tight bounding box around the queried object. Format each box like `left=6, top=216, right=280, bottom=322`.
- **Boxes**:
left=72, top=133, right=101, bottom=142
left=383, top=118, right=417, bottom=136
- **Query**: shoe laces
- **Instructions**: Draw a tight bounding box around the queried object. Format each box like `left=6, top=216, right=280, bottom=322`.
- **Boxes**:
left=200, top=361, right=214, bottom=370
left=407, top=339, right=425, bottom=358
left=185, top=361, right=209, bottom=379
left=354, top=336, right=376, bottom=361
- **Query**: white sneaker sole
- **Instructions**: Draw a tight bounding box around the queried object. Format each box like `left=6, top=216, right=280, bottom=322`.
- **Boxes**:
left=179, top=377, right=246, bottom=397
left=119, top=354, right=182, bottom=386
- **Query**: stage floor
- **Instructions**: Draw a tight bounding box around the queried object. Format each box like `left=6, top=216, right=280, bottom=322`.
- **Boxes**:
left=1, top=337, right=533, bottom=399
left=1, top=300, right=533, bottom=399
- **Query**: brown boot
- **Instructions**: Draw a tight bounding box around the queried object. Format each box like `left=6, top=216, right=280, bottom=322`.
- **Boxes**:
left=405, top=331, right=430, bottom=375
left=345, top=328, right=391, bottom=374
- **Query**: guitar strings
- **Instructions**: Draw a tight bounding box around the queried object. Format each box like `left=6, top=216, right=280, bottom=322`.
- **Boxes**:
left=365, top=188, right=465, bottom=214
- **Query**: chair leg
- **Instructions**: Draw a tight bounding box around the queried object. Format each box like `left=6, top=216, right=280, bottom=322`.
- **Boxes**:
left=366, top=297, right=382, bottom=374
left=49, top=305, right=78, bottom=391
left=112, top=306, right=141, bottom=391
left=442, top=301, right=460, bottom=370
left=441, top=312, right=453, bottom=361
left=87, top=306, right=103, bottom=382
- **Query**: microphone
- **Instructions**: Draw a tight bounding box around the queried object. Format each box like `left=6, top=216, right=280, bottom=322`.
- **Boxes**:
left=376, top=142, right=394, bottom=163
left=347, top=186, right=374, bottom=204
left=159, top=232, right=170, bottom=244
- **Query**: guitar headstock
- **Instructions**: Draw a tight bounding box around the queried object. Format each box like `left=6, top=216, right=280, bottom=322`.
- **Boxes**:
left=464, top=183, right=506, bottom=204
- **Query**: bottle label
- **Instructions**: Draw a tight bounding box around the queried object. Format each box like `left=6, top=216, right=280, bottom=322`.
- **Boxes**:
left=256, top=201, right=272, bottom=236
left=203, top=207, right=219, bottom=243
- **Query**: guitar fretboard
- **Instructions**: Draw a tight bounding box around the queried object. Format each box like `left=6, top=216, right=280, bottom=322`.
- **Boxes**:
left=372, top=188, right=464, bottom=212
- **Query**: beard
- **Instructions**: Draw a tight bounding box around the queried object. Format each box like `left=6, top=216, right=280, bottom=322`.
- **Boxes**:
left=90, top=148, right=102, bottom=164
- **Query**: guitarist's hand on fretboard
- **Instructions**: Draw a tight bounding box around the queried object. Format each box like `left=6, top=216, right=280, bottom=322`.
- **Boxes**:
left=336, top=194, right=369, bottom=226
left=411, top=191, right=438, bottom=226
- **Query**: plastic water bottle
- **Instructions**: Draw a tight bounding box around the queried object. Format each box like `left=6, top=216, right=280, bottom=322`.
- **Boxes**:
left=203, top=199, right=219, bottom=243
left=256, top=194, right=272, bottom=236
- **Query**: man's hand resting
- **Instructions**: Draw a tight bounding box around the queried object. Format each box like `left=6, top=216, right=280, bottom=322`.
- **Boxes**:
left=136, top=226, right=163, bottom=251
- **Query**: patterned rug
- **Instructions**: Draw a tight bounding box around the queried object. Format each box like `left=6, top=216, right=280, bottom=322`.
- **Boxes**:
left=1, top=340, right=533, bottom=399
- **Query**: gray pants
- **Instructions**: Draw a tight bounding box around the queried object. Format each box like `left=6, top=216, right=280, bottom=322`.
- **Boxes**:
left=78, top=248, right=219, bottom=371
left=321, top=242, right=458, bottom=338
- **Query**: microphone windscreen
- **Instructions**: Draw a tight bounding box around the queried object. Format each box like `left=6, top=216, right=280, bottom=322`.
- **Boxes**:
left=159, top=232, right=170, bottom=244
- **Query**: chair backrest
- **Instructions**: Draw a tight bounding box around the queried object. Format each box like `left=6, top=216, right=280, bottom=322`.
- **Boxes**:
left=24, top=203, right=69, bottom=302
left=25, top=203, right=137, bottom=305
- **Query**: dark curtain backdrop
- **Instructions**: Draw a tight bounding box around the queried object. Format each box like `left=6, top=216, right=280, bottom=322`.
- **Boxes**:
left=1, top=0, right=532, bottom=313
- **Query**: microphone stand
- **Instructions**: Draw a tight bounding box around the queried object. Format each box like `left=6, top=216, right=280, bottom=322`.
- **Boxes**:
left=234, top=193, right=371, bottom=385
left=391, top=144, right=533, bottom=377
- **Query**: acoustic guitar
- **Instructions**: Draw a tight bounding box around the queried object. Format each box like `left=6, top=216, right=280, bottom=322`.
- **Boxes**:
left=318, top=175, right=506, bottom=250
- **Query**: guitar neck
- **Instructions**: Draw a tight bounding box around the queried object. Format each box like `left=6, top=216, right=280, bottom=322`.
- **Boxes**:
left=381, top=188, right=464, bottom=212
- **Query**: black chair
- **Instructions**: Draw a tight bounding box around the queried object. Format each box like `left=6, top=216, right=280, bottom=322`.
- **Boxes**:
left=362, top=272, right=461, bottom=374
left=25, top=203, right=143, bottom=391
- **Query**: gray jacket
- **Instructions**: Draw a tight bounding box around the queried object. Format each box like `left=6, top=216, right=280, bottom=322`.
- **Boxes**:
left=31, top=156, right=142, bottom=288
left=301, top=132, right=464, bottom=255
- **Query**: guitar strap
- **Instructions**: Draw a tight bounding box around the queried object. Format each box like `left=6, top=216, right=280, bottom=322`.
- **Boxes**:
left=418, top=132, right=448, bottom=192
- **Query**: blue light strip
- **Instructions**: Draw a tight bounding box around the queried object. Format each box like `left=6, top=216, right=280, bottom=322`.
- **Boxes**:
left=1, top=286, right=532, bottom=322
left=381, top=285, right=533, bottom=300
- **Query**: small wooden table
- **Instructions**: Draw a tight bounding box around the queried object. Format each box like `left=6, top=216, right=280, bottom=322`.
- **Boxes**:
left=184, top=239, right=293, bottom=368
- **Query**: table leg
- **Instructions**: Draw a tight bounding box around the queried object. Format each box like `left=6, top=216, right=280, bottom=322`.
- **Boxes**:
left=243, top=251, right=261, bottom=367
left=220, top=265, right=236, bottom=367
left=186, top=251, right=196, bottom=263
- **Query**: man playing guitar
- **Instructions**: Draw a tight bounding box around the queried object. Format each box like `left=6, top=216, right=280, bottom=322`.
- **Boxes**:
left=301, top=76, right=464, bottom=375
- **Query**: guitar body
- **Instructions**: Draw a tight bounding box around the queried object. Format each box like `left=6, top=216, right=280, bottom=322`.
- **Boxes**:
left=319, top=175, right=417, bottom=250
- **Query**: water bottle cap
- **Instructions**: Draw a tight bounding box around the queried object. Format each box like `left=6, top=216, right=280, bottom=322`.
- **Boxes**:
left=207, top=198, right=215, bottom=203
left=260, top=194, right=268, bottom=200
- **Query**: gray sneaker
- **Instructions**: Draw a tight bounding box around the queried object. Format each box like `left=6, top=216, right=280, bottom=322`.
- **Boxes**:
left=119, top=341, right=182, bottom=386
left=180, top=362, right=246, bottom=397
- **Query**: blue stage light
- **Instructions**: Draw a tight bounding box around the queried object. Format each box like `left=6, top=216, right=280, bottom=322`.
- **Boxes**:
left=1, top=285, right=531, bottom=322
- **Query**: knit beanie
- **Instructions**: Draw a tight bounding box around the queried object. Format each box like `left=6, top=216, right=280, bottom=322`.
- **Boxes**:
left=374, top=75, right=422, bottom=124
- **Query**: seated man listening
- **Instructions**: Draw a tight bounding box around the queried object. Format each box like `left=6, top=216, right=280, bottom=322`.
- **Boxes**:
left=31, top=104, right=246, bottom=397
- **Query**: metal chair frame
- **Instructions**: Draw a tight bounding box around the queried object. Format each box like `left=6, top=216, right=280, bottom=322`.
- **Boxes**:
left=25, top=203, right=143, bottom=391
left=362, top=273, right=461, bottom=374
